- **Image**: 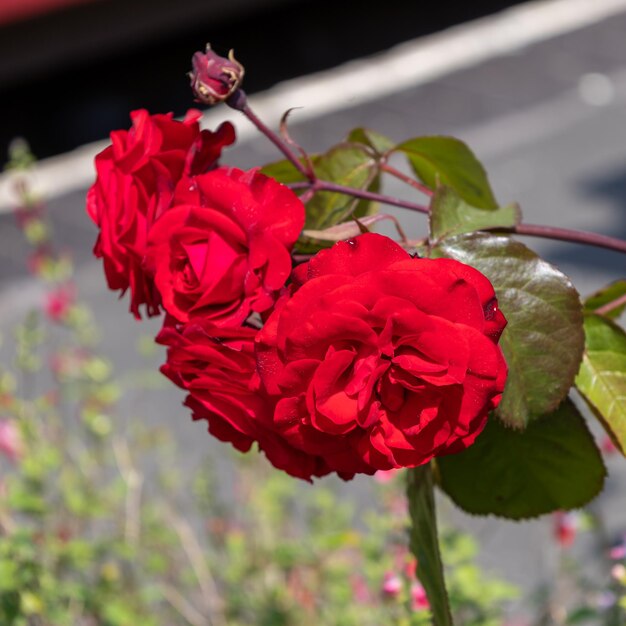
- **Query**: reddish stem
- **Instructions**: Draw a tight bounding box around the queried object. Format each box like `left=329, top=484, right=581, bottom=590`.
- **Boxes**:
left=289, top=180, right=430, bottom=214
left=236, top=96, right=626, bottom=256
left=506, top=223, right=626, bottom=255
left=228, top=90, right=313, bottom=181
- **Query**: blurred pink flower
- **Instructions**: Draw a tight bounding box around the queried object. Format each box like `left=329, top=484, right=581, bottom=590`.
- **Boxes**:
left=600, top=436, right=619, bottom=456
left=27, top=249, right=49, bottom=276
left=611, top=563, right=626, bottom=583
left=610, top=540, right=626, bottom=561
left=45, top=284, right=75, bottom=322
left=381, top=572, right=402, bottom=597
left=0, top=419, right=23, bottom=462
left=351, top=574, right=370, bottom=604
left=411, top=582, right=429, bottom=611
left=404, top=558, right=417, bottom=579
left=553, top=511, right=579, bottom=548
left=374, top=468, right=400, bottom=484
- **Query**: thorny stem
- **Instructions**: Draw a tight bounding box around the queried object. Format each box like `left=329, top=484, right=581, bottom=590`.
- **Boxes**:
left=236, top=94, right=626, bottom=256
left=228, top=89, right=313, bottom=181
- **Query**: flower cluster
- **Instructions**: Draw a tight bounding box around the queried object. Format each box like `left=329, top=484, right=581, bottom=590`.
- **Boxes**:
left=87, top=110, right=508, bottom=481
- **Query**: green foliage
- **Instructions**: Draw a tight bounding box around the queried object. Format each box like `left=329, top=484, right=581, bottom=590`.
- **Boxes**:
left=346, top=127, right=395, bottom=156
left=576, top=313, right=626, bottom=455
left=584, top=280, right=626, bottom=319
left=0, top=191, right=520, bottom=626
left=436, top=400, right=606, bottom=519
left=395, top=136, right=498, bottom=209
left=429, top=185, right=520, bottom=241
left=261, top=139, right=382, bottom=252
left=431, top=233, right=585, bottom=428
left=441, top=530, right=519, bottom=626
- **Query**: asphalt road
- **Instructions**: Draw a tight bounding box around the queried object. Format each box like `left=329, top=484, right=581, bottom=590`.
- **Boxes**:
left=1, top=3, right=625, bottom=615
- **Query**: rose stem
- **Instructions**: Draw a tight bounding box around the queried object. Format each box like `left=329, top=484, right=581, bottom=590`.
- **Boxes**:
left=498, top=223, right=626, bottom=255
left=289, top=180, right=431, bottom=213
left=227, top=89, right=314, bottom=181
left=233, top=94, right=626, bottom=256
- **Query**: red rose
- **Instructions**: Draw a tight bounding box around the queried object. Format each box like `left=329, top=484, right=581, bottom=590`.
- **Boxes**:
left=255, top=233, right=507, bottom=478
left=86, top=109, right=235, bottom=318
left=157, top=318, right=332, bottom=480
left=189, top=45, right=245, bottom=106
left=145, top=167, right=305, bottom=326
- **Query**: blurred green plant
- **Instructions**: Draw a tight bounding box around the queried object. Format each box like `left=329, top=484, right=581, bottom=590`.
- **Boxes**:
left=527, top=507, right=626, bottom=626
left=0, top=141, right=523, bottom=625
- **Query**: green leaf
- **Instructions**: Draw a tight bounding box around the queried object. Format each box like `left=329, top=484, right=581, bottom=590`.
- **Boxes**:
left=429, top=186, right=520, bottom=241
left=261, top=144, right=381, bottom=252
left=436, top=400, right=606, bottom=519
left=584, top=280, right=626, bottom=319
left=575, top=314, right=626, bottom=455
left=407, top=464, right=453, bottom=626
left=566, top=607, right=601, bottom=624
left=306, top=144, right=380, bottom=225
left=346, top=127, right=395, bottom=157
left=260, top=158, right=306, bottom=186
left=0, top=561, right=17, bottom=591
left=395, top=136, right=497, bottom=209
left=432, top=233, right=584, bottom=428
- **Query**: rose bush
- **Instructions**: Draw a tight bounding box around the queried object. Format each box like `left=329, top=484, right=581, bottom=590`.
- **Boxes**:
left=86, top=109, right=235, bottom=317
left=255, top=233, right=508, bottom=478
left=145, top=167, right=305, bottom=325
left=158, top=232, right=507, bottom=481
left=82, top=46, right=626, bottom=622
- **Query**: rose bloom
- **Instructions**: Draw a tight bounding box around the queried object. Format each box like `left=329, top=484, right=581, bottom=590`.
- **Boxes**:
left=255, top=233, right=507, bottom=478
left=145, top=167, right=305, bottom=326
left=157, top=317, right=331, bottom=480
left=87, top=109, right=235, bottom=318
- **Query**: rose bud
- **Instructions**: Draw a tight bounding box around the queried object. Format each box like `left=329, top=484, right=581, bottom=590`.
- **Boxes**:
left=189, top=45, right=245, bottom=106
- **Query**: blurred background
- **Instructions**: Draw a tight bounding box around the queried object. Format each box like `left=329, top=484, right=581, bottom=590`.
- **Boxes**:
left=0, top=0, right=525, bottom=162
left=0, top=0, right=625, bottom=624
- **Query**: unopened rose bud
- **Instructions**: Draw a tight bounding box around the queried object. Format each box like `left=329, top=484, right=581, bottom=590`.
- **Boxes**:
left=189, top=44, right=244, bottom=105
